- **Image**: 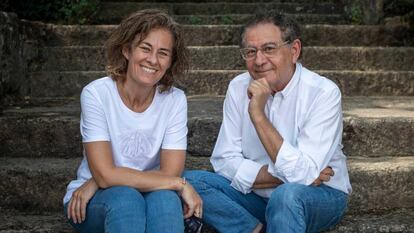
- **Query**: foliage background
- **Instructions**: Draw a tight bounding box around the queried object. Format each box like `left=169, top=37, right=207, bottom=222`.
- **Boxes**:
left=0, top=0, right=100, bottom=24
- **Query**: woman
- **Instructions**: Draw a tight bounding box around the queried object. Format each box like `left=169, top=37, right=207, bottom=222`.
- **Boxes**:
left=63, top=9, right=202, bottom=233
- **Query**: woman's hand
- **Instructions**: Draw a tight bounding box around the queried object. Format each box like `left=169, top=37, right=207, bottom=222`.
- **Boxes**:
left=67, top=178, right=99, bottom=224
left=179, top=182, right=203, bottom=219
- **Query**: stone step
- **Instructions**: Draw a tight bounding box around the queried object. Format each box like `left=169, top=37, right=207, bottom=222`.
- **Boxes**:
left=1, top=209, right=413, bottom=233
left=0, top=211, right=74, bottom=233
left=1, top=96, right=413, bottom=158
left=35, top=46, right=414, bottom=72
left=29, top=70, right=414, bottom=98
left=102, top=0, right=336, bottom=3
left=187, top=96, right=414, bottom=157
left=172, top=13, right=345, bottom=25
left=0, top=156, right=413, bottom=215
left=90, top=13, right=345, bottom=26
left=42, top=24, right=413, bottom=47
left=96, top=2, right=342, bottom=23
left=180, top=70, right=414, bottom=96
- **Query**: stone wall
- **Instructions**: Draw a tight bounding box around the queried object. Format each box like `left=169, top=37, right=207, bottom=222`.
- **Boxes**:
left=0, top=11, right=24, bottom=106
left=0, top=11, right=46, bottom=106
left=341, top=0, right=385, bottom=24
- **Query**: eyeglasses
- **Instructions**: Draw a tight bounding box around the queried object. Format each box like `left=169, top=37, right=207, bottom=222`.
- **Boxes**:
left=240, top=41, right=291, bottom=60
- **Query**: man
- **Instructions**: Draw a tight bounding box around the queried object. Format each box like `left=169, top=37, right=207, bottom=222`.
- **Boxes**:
left=185, top=13, right=351, bottom=233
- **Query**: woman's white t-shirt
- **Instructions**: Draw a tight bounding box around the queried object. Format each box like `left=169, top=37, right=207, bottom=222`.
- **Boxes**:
left=63, top=77, right=187, bottom=204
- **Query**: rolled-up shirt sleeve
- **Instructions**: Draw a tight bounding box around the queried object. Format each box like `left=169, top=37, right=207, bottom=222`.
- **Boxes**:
left=231, top=159, right=263, bottom=193
left=211, top=84, right=262, bottom=194
left=268, top=87, right=343, bottom=185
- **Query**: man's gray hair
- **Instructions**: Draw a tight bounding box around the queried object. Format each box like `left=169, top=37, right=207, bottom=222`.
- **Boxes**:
left=240, top=12, right=302, bottom=59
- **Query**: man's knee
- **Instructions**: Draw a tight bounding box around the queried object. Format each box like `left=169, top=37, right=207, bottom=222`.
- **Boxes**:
left=268, top=183, right=308, bottom=210
left=183, top=170, right=217, bottom=191
left=266, top=184, right=310, bottom=232
left=183, top=170, right=212, bottom=181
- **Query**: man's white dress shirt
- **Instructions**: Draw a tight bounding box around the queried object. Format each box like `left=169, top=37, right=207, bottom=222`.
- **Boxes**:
left=211, top=63, right=352, bottom=198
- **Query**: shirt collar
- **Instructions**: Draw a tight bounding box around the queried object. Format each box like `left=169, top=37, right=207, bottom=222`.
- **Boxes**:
left=280, top=63, right=301, bottom=98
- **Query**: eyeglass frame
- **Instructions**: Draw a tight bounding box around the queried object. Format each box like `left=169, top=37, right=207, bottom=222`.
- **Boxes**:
left=239, top=40, right=291, bottom=60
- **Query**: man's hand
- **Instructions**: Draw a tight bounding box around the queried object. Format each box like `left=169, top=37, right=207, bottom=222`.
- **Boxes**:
left=312, top=167, right=335, bottom=186
left=247, top=78, right=273, bottom=121
left=253, top=165, right=283, bottom=189
left=247, top=78, right=284, bottom=162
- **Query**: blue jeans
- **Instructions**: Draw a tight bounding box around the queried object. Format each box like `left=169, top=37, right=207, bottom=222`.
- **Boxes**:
left=184, top=170, right=348, bottom=233
left=64, top=186, right=184, bottom=233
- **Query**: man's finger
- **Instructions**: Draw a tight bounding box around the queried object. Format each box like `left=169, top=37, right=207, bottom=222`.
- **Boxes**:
left=257, top=77, right=269, bottom=86
left=322, top=171, right=334, bottom=177
left=247, top=89, right=253, bottom=99
left=312, top=179, right=321, bottom=186
left=319, top=173, right=331, bottom=182
left=321, top=167, right=334, bottom=176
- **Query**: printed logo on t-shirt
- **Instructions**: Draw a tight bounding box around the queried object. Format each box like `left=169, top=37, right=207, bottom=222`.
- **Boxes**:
left=119, top=129, right=154, bottom=163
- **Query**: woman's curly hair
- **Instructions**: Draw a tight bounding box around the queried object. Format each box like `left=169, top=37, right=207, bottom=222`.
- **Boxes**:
left=105, top=9, right=189, bottom=92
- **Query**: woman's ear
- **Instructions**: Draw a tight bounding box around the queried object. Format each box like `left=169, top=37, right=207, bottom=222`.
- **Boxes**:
left=122, top=46, right=130, bottom=60
left=290, top=39, right=302, bottom=63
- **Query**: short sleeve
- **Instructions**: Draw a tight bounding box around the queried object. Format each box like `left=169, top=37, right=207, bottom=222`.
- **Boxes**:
left=80, top=87, right=110, bottom=142
left=161, top=92, right=188, bottom=150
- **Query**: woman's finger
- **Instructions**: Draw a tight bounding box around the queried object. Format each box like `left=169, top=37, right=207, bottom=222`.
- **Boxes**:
left=194, top=207, right=200, bottom=218
left=75, top=194, right=82, bottom=224
left=197, top=206, right=203, bottom=219
left=184, top=203, right=195, bottom=219
left=198, top=199, right=203, bottom=218
left=70, top=196, right=78, bottom=224
left=184, top=208, right=194, bottom=219
left=80, top=197, right=87, bottom=222
left=183, top=204, right=189, bottom=217
left=67, top=199, right=73, bottom=220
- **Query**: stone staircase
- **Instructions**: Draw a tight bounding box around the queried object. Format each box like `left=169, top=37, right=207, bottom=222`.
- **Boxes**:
left=1, top=0, right=414, bottom=232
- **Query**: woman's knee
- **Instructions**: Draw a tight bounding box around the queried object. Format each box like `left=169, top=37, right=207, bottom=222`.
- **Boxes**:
left=99, top=186, right=145, bottom=211
left=145, top=190, right=181, bottom=207
left=145, top=190, right=183, bottom=217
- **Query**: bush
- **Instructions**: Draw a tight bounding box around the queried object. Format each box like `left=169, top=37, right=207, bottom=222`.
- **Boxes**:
left=384, top=0, right=414, bottom=17
left=344, top=2, right=364, bottom=24
left=1, top=0, right=100, bottom=24
left=60, top=0, right=100, bottom=24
